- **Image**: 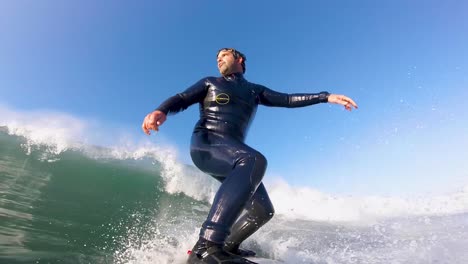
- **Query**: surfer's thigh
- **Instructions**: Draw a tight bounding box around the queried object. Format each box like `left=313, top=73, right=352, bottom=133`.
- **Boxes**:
left=190, top=131, right=262, bottom=177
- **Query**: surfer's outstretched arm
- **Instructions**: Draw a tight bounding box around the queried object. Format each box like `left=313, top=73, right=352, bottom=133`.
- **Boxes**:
left=257, top=86, right=329, bottom=107
left=142, top=78, right=209, bottom=135
left=258, top=86, right=358, bottom=110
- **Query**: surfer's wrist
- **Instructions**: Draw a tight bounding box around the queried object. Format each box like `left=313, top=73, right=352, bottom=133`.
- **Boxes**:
left=154, top=108, right=168, bottom=115
left=319, top=92, right=330, bottom=103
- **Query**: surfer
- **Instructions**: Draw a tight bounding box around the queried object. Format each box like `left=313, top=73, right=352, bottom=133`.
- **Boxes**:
left=142, top=48, right=358, bottom=263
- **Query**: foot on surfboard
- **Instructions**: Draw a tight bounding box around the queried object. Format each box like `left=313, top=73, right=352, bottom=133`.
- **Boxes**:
left=187, top=238, right=257, bottom=264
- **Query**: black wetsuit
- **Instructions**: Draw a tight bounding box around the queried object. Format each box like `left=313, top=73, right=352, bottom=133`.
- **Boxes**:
left=156, top=72, right=329, bottom=249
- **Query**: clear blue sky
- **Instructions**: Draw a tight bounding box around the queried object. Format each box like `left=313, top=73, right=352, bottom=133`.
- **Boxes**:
left=1, top=0, right=467, bottom=195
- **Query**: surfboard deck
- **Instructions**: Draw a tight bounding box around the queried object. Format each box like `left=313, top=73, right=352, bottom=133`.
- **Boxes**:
left=246, top=257, right=282, bottom=263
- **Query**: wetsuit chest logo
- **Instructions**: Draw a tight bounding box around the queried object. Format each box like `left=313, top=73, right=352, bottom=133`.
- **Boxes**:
left=215, top=93, right=230, bottom=105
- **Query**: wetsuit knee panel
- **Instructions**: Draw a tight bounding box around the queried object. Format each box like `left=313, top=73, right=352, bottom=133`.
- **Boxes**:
left=236, top=152, right=267, bottom=170
left=250, top=197, right=275, bottom=221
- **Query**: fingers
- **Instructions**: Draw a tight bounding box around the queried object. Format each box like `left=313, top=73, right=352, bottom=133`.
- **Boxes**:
left=342, top=98, right=357, bottom=111
left=142, top=115, right=154, bottom=135
left=146, top=117, right=159, bottom=131
left=142, top=122, right=150, bottom=135
left=331, top=94, right=358, bottom=111
left=344, top=97, right=358, bottom=109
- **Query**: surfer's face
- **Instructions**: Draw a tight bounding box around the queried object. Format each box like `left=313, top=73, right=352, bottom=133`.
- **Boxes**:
left=217, top=50, right=242, bottom=76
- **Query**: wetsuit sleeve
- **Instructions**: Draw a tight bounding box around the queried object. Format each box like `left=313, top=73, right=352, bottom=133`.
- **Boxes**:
left=155, top=78, right=208, bottom=115
left=258, top=86, right=330, bottom=107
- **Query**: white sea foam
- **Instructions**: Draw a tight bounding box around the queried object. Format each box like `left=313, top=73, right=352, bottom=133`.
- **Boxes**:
left=267, top=179, right=468, bottom=223
left=0, top=105, right=88, bottom=156
left=114, top=207, right=468, bottom=263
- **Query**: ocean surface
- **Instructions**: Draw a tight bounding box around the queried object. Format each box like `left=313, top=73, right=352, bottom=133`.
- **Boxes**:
left=1, top=124, right=468, bottom=264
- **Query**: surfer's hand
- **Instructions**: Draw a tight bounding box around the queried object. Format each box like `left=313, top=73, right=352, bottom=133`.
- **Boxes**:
left=142, top=110, right=167, bottom=135
left=327, top=94, right=358, bottom=111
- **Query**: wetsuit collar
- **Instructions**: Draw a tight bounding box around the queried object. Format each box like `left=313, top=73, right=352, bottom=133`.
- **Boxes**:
left=223, top=72, right=244, bottom=81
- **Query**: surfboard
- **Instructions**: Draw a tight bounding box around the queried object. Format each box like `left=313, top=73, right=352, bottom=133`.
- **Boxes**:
left=186, top=250, right=281, bottom=263
left=246, top=257, right=282, bottom=263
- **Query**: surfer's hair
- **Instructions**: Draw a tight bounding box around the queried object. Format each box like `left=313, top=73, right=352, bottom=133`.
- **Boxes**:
left=217, top=48, right=246, bottom=73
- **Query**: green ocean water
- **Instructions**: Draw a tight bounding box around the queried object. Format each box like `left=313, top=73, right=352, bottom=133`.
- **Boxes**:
left=0, top=131, right=206, bottom=264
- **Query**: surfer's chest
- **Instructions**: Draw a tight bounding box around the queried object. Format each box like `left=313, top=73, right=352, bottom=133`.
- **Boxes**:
left=204, top=81, right=258, bottom=107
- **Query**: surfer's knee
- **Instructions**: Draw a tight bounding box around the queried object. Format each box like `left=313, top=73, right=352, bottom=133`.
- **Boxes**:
left=264, top=203, right=275, bottom=221
left=257, top=151, right=268, bottom=167
left=239, top=151, right=267, bottom=171
left=253, top=199, right=275, bottom=223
